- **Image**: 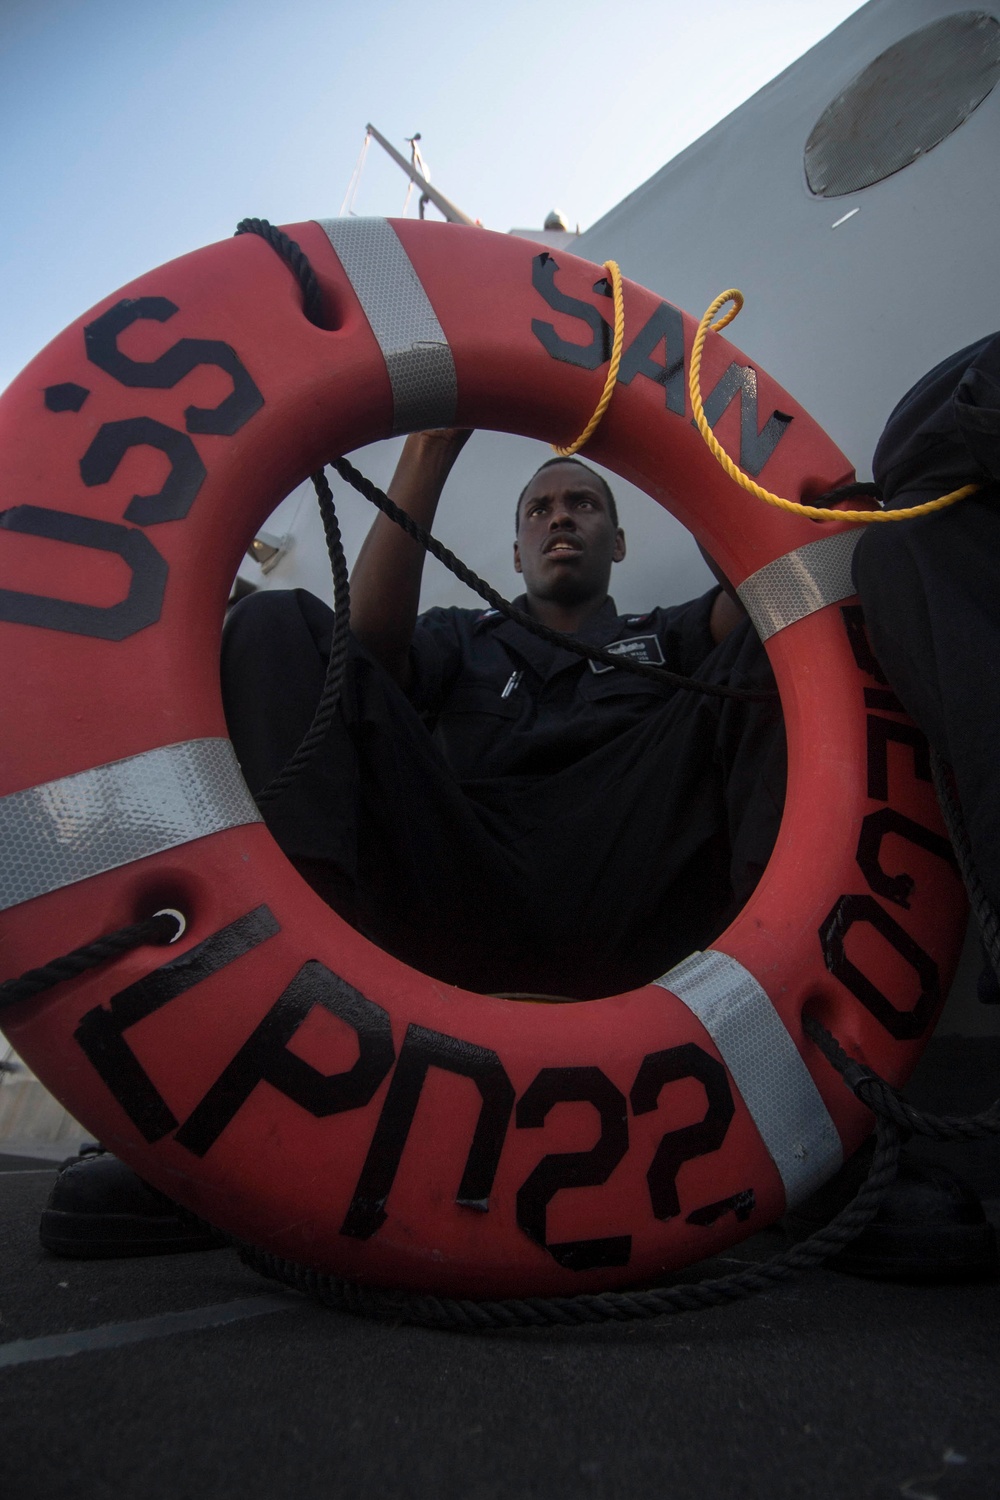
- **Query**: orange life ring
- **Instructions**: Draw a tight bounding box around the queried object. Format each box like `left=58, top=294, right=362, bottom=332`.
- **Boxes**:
left=0, top=219, right=967, bottom=1297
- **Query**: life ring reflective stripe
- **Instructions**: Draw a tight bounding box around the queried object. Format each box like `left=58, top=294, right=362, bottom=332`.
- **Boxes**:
left=319, top=217, right=459, bottom=431
left=737, top=530, right=861, bottom=641
left=658, top=952, right=845, bottom=1205
left=0, top=218, right=966, bottom=1297
left=0, top=741, right=260, bottom=912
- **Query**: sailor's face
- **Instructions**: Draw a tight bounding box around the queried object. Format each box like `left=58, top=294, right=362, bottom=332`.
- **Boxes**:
left=514, top=464, right=625, bottom=605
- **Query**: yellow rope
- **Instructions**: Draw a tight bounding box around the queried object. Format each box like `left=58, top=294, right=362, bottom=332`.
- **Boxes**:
left=689, top=289, right=979, bottom=523
left=552, top=261, right=625, bottom=457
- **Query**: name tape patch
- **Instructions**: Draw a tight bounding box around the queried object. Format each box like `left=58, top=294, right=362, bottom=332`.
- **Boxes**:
left=589, top=634, right=665, bottom=674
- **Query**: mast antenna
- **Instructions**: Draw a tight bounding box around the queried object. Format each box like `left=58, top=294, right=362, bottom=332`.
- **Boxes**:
left=364, top=123, right=476, bottom=226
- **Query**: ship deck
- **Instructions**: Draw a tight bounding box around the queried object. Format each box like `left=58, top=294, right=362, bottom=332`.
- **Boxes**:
left=3, top=1037, right=998, bottom=1500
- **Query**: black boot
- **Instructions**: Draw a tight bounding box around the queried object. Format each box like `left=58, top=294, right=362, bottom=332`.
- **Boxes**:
left=39, top=1149, right=229, bottom=1259
left=784, top=1142, right=998, bottom=1283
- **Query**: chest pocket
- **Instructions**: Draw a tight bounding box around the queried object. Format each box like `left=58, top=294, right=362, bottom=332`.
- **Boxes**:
left=579, top=671, right=668, bottom=707
left=433, top=684, right=521, bottom=720
left=429, top=683, right=521, bottom=777
left=579, top=634, right=669, bottom=704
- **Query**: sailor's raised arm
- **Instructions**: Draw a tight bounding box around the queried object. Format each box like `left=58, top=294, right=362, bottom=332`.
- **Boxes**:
left=349, top=427, right=472, bottom=687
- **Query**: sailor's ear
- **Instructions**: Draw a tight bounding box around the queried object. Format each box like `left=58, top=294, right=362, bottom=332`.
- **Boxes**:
left=613, top=528, right=626, bottom=564
left=513, top=539, right=523, bottom=574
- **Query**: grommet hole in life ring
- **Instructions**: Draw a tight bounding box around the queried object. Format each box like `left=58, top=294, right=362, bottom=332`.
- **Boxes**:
left=125, top=868, right=208, bottom=950
left=0, top=216, right=966, bottom=1298
left=233, top=218, right=345, bottom=334
left=152, top=909, right=187, bottom=943
left=798, top=478, right=882, bottom=518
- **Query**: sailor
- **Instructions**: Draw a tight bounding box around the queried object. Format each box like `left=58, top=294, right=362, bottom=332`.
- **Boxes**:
left=219, top=429, right=784, bottom=1000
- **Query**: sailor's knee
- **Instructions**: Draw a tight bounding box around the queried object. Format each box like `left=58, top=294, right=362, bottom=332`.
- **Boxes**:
left=224, top=587, right=334, bottom=663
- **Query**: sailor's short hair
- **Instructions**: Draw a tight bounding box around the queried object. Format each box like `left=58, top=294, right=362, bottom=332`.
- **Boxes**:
left=516, top=457, right=619, bottom=532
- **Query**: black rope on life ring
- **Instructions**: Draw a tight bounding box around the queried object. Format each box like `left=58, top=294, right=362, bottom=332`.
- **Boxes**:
left=0, top=911, right=182, bottom=1010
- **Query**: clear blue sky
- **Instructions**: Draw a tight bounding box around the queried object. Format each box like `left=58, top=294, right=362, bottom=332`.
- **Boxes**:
left=0, top=0, right=862, bottom=393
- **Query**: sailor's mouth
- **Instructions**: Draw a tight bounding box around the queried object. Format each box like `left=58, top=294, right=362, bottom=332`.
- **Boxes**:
left=543, top=538, right=583, bottom=556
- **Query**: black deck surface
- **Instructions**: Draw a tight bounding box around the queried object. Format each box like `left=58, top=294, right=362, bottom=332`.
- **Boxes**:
left=1, top=1160, right=997, bottom=1500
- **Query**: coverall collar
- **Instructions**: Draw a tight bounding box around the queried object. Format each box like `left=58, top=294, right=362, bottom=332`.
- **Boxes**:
left=490, top=595, right=623, bottom=682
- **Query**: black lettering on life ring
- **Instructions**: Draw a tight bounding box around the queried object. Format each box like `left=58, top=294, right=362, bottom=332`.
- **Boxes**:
left=0, top=505, right=167, bottom=642
left=685, top=1188, right=756, bottom=1227
left=74, top=906, right=281, bottom=1141
left=529, top=257, right=792, bottom=475
left=840, top=603, right=888, bottom=684
left=340, top=1025, right=515, bottom=1241
left=174, top=961, right=395, bottom=1158
left=44, top=382, right=90, bottom=413
left=819, top=893, right=941, bottom=1040
left=864, top=687, right=907, bottom=714
left=615, top=301, right=686, bottom=414
left=856, top=806, right=958, bottom=909
left=530, top=254, right=612, bottom=371
left=84, top=298, right=263, bottom=436
left=697, top=363, right=793, bottom=478
left=515, top=1067, right=631, bottom=1272
left=866, top=715, right=931, bottom=802
left=630, top=1043, right=735, bottom=1221
left=80, top=417, right=207, bottom=526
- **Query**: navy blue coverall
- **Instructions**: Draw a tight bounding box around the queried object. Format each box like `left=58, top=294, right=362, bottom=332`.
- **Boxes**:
left=222, top=587, right=785, bottom=999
